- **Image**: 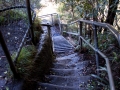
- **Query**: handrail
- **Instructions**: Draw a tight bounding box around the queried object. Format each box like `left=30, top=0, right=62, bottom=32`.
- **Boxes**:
left=0, top=6, right=26, bottom=12
left=0, top=5, right=36, bottom=21
left=80, top=36, right=115, bottom=90
left=38, top=13, right=62, bottom=34
left=38, top=13, right=58, bottom=17
left=68, top=19, right=120, bottom=46
left=0, top=5, right=36, bottom=78
left=40, top=24, right=53, bottom=54
left=0, top=5, right=36, bottom=62
left=64, top=19, right=117, bottom=90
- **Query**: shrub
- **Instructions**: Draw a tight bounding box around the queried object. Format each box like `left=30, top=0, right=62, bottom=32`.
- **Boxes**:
left=33, top=17, right=43, bottom=44
left=12, top=45, right=37, bottom=79
left=0, top=10, right=27, bottom=25
left=0, top=16, right=5, bottom=24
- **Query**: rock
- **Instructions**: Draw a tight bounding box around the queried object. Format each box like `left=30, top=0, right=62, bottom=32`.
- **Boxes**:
left=0, top=78, right=6, bottom=89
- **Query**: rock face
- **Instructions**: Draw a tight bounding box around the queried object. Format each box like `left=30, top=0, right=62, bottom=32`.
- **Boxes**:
left=38, top=26, right=96, bottom=90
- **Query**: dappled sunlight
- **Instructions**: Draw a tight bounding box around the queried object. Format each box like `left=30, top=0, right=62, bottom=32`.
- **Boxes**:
left=37, top=0, right=58, bottom=16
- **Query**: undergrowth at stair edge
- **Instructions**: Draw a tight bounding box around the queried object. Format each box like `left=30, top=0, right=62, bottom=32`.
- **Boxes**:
left=64, top=24, right=120, bottom=89
left=33, top=17, right=43, bottom=45
left=11, top=45, right=37, bottom=80
left=9, top=17, right=43, bottom=79
left=86, top=31, right=120, bottom=89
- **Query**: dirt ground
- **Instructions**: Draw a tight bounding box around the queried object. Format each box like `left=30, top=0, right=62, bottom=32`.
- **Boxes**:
left=0, top=20, right=28, bottom=89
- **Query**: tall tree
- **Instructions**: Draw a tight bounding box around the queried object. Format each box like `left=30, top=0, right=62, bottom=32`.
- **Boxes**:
left=105, top=0, right=119, bottom=25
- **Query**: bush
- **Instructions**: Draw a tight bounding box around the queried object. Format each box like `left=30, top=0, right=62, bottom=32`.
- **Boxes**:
left=12, top=45, right=37, bottom=79
left=0, top=10, right=27, bottom=25
left=33, top=17, right=43, bottom=44
left=0, top=16, right=5, bottom=23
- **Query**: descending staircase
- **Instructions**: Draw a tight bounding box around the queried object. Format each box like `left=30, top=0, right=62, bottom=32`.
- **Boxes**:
left=53, top=36, right=74, bottom=54
left=38, top=26, right=96, bottom=90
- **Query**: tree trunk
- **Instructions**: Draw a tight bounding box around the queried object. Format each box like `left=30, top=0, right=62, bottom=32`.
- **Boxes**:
left=105, top=0, right=119, bottom=25
left=71, top=0, right=74, bottom=20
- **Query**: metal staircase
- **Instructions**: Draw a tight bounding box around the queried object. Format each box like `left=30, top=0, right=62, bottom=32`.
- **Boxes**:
left=39, top=27, right=95, bottom=89
left=0, top=8, right=118, bottom=89
left=37, top=13, right=120, bottom=90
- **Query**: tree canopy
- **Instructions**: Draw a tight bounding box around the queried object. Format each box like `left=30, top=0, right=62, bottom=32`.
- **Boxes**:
left=56, top=0, right=120, bottom=31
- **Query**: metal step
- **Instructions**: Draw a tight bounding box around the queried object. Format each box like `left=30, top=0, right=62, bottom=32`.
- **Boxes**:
left=53, top=60, right=94, bottom=69
left=54, top=48, right=73, bottom=53
left=50, top=68, right=95, bottom=76
left=54, top=45, right=73, bottom=49
left=56, top=53, right=78, bottom=60
left=53, top=36, right=74, bottom=51
left=54, top=49, right=73, bottom=53
left=39, top=83, right=86, bottom=90
left=54, top=43, right=73, bottom=47
left=55, top=56, right=81, bottom=65
left=45, top=75, right=91, bottom=87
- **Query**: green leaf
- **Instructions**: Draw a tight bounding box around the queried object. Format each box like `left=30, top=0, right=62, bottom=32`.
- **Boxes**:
left=5, top=87, right=9, bottom=90
left=91, top=74, right=108, bottom=84
left=97, top=81, right=108, bottom=87
left=98, top=66, right=107, bottom=72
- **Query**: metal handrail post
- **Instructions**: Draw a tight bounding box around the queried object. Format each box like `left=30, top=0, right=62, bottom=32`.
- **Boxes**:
left=47, top=24, right=53, bottom=54
left=93, top=25, right=99, bottom=75
left=80, top=35, right=115, bottom=90
left=26, top=0, right=35, bottom=45
left=51, top=14, right=54, bottom=25
left=105, top=58, right=115, bottom=90
left=66, top=19, right=115, bottom=90
left=57, top=14, right=62, bottom=34
left=79, top=21, right=83, bottom=49
left=0, top=30, right=19, bottom=79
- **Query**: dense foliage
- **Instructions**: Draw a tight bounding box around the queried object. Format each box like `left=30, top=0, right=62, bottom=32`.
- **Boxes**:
left=0, top=0, right=41, bottom=9
left=56, top=0, right=120, bottom=31
left=56, top=0, right=120, bottom=89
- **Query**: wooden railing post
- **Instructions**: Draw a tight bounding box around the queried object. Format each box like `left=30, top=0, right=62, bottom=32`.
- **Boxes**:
left=0, top=30, right=19, bottom=79
left=26, top=0, right=35, bottom=45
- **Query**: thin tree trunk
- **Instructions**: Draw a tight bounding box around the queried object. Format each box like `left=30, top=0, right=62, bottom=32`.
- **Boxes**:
left=105, top=0, right=119, bottom=25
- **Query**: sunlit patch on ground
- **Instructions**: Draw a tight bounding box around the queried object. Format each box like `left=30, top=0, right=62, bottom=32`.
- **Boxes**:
left=37, top=0, right=58, bottom=16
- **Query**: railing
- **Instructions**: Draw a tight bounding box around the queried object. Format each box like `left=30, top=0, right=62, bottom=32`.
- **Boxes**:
left=62, top=19, right=120, bottom=90
left=0, top=1, right=36, bottom=78
left=40, top=23, right=53, bottom=54
left=38, top=13, right=62, bottom=34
